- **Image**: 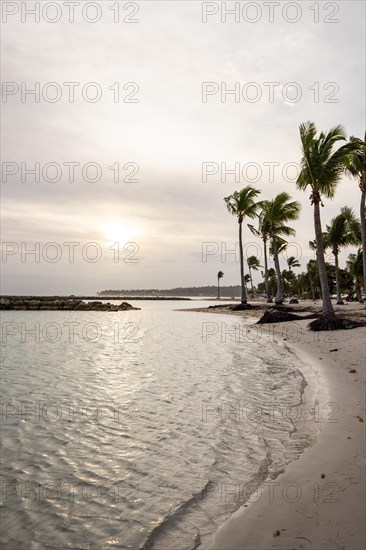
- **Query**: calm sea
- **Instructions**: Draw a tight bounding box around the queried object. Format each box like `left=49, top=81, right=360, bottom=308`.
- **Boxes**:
left=0, top=300, right=321, bottom=549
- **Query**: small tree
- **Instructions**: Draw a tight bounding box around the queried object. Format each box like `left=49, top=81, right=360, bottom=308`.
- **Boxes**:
left=247, top=255, right=261, bottom=296
left=217, top=271, right=224, bottom=299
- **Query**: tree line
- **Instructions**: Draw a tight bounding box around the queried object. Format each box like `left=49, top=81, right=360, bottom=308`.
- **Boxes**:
left=222, top=122, right=365, bottom=329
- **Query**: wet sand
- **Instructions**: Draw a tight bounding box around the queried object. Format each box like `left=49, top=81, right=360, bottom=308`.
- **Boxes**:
left=184, top=301, right=366, bottom=550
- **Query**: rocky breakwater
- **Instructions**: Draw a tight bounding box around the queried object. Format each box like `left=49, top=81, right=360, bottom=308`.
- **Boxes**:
left=0, top=298, right=140, bottom=311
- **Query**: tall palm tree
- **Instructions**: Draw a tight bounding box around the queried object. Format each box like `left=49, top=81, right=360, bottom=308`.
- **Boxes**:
left=345, top=133, right=366, bottom=293
left=296, top=121, right=353, bottom=325
left=248, top=205, right=272, bottom=302
left=324, top=207, right=361, bottom=304
left=224, top=186, right=261, bottom=305
left=217, top=270, right=224, bottom=299
left=264, top=192, right=301, bottom=304
left=247, top=255, right=261, bottom=295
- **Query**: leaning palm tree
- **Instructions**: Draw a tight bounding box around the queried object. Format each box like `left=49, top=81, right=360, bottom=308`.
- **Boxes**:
left=324, top=207, right=361, bottom=304
left=217, top=270, right=224, bottom=299
left=296, top=121, right=354, bottom=328
left=263, top=192, right=301, bottom=304
left=345, top=133, right=366, bottom=293
left=248, top=205, right=272, bottom=302
left=247, top=255, right=261, bottom=295
left=224, top=186, right=261, bottom=305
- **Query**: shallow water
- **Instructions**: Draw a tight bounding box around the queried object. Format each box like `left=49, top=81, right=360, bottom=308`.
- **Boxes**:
left=1, top=301, right=320, bottom=549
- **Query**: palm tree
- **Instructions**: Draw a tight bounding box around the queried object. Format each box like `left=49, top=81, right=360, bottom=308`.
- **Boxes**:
left=247, top=255, right=261, bottom=295
left=282, top=268, right=296, bottom=294
left=309, top=239, right=317, bottom=251
left=267, top=267, right=277, bottom=298
left=341, top=205, right=362, bottom=237
left=224, top=186, right=261, bottom=305
left=248, top=205, right=272, bottom=302
left=296, top=121, right=354, bottom=326
left=287, top=256, right=300, bottom=270
left=243, top=274, right=251, bottom=295
left=263, top=192, right=301, bottom=304
left=345, top=133, right=366, bottom=294
left=346, top=250, right=364, bottom=303
left=217, top=270, right=224, bottom=299
left=307, top=259, right=319, bottom=300
left=324, top=207, right=360, bottom=304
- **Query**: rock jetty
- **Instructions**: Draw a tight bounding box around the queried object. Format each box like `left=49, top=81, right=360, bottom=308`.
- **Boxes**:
left=0, top=298, right=140, bottom=311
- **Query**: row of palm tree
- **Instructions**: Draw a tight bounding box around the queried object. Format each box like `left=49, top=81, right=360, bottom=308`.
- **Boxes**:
left=224, top=122, right=365, bottom=328
left=324, top=207, right=361, bottom=304
left=217, top=244, right=362, bottom=303
left=224, top=188, right=301, bottom=306
left=250, top=247, right=362, bottom=302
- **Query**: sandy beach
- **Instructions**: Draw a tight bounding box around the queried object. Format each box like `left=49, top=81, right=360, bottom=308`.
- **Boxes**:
left=191, top=301, right=366, bottom=550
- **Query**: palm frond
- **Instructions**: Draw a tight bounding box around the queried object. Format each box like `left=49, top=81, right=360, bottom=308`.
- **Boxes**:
left=224, top=186, right=262, bottom=220
left=296, top=121, right=352, bottom=199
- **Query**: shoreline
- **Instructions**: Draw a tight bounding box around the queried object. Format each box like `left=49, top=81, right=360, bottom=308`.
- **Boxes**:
left=187, top=303, right=366, bottom=550
left=0, top=295, right=191, bottom=302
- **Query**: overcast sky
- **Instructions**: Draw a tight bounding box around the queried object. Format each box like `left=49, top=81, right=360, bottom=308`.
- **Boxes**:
left=1, top=0, right=365, bottom=294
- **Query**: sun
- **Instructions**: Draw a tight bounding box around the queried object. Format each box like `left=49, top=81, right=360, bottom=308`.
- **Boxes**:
left=101, top=219, right=143, bottom=244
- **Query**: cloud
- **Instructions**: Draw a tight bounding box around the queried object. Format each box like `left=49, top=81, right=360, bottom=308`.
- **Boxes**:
left=1, top=0, right=365, bottom=293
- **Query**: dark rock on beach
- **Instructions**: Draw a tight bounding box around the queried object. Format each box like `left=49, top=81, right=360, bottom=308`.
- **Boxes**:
left=256, top=307, right=318, bottom=324
left=231, top=303, right=261, bottom=311
left=308, top=316, right=363, bottom=331
left=0, top=298, right=140, bottom=311
left=208, top=303, right=261, bottom=311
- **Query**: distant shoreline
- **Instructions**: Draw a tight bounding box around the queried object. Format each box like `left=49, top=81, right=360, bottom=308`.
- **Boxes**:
left=0, top=295, right=191, bottom=301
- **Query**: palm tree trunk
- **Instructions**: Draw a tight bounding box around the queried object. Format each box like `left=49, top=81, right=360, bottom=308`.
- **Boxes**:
left=263, top=238, right=272, bottom=302
left=334, top=251, right=343, bottom=304
left=314, top=201, right=334, bottom=316
left=249, top=266, right=254, bottom=295
left=217, top=278, right=220, bottom=300
left=272, top=233, right=284, bottom=304
left=356, top=281, right=362, bottom=303
left=310, top=282, right=315, bottom=300
left=360, top=185, right=366, bottom=294
left=239, top=219, right=247, bottom=304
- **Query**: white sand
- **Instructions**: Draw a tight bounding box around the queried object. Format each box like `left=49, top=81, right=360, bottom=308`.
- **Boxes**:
left=202, top=305, right=366, bottom=550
